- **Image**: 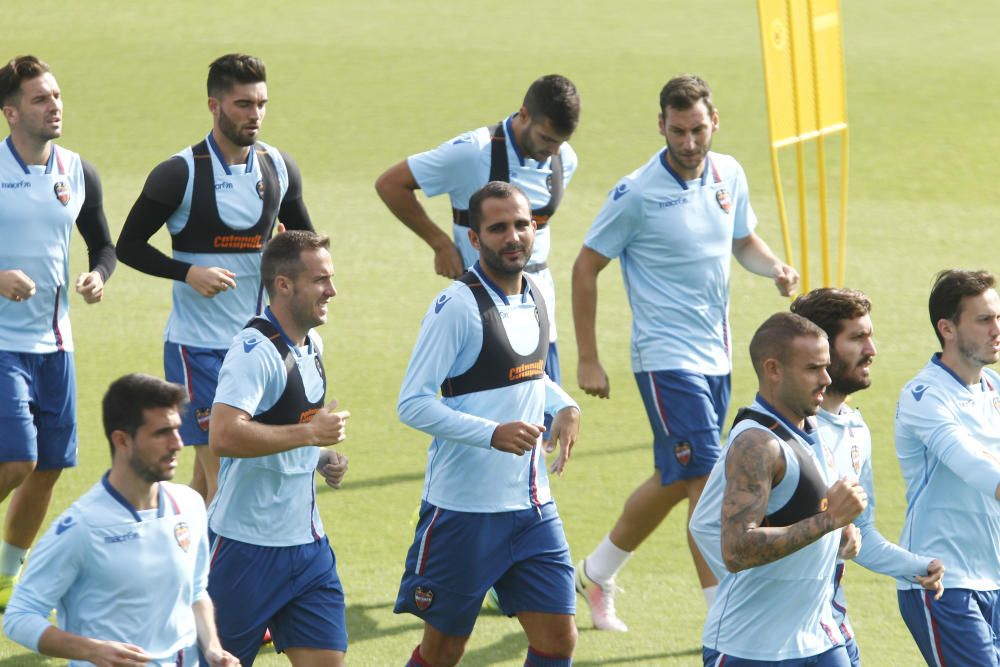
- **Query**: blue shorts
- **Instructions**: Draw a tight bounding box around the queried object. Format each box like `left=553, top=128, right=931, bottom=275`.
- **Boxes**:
left=395, top=501, right=575, bottom=636
left=545, top=341, right=561, bottom=386
left=898, top=588, right=1000, bottom=666
left=0, top=350, right=77, bottom=470
left=843, top=637, right=860, bottom=667
left=634, top=370, right=729, bottom=484
left=164, top=342, right=226, bottom=446
left=704, top=645, right=850, bottom=666
left=208, top=535, right=347, bottom=663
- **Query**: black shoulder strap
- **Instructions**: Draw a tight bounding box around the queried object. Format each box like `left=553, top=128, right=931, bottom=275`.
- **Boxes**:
left=245, top=317, right=295, bottom=375
left=732, top=407, right=794, bottom=444
left=488, top=122, right=509, bottom=182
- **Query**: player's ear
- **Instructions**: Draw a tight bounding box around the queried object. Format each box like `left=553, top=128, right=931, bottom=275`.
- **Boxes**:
left=110, top=429, right=131, bottom=454
left=762, top=357, right=782, bottom=383
left=468, top=228, right=481, bottom=251
left=274, top=274, right=292, bottom=295
left=711, top=108, right=720, bottom=132
left=936, top=318, right=954, bottom=343
left=207, top=96, right=220, bottom=116
left=657, top=112, right=666, bottom=138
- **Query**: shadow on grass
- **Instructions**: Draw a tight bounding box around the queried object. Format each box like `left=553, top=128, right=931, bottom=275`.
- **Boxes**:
left=0, top=655, right=54, bottom=666
left=317, top=470, right=424, bottom=494
left=574, top=647, right=703, bottom=665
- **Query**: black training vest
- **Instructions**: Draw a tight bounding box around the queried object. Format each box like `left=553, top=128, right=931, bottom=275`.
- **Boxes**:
left=245, top=317, right=326, bottom=425
left=439, top=272, right=549, bottom=397
left=171, top=140, right=281, bottom=254
left=451, top=122, right=564, bottom=229
left=732, top=408, right=829, bottom=528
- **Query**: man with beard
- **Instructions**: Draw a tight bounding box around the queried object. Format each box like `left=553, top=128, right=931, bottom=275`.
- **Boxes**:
left=895, top=270, right=1000, bottom=665
left=0, top=54, right=117, bottom=608
left=375, top=74, right=579, bottom=390
left=395, top=182, right=581, bottom=667
left=690, top=312, right=867, bottom=666
left=3, top=373, right=238, bottom=667
left=207, top=231, right=349, bottom=666
left=791, top=288, right=943, bottom=666
left=572, top=74, right=798, bottom=631
left=116, top=53, right=314, bottom=503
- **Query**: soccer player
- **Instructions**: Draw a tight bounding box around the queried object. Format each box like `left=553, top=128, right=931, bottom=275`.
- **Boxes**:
left=572, top=74, right=797, bottom=631
left=3, top=373, right=238, bottom=666
left=791, top=288, right=944, bottom=666
left=395, top=182, right=581, bottom=667
left=116, top=53, right=314, bottom=503
left=375, top=74, right=579, bottom=387
left=895, top=269, right=1000, bottom=665
left=690, top=312, right=867, bottom=665
left=208, top=230, right=349, bottom=666
left=0, top=55, right=116, bottom=607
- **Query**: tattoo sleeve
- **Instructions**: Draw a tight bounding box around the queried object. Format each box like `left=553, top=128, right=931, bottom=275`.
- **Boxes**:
left=720, top=429, right=834, bottom=571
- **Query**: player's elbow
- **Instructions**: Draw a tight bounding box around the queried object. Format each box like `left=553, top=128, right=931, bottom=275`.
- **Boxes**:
left=374, top=166, right=406, bottom=203
left=720, top=537, right=752, bottom=573
left=208, top=416, right=238, bottom=457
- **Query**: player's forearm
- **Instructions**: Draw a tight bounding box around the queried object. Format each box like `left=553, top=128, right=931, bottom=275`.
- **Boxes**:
left=732, top=233, right=783, bottom=277
left=722, top=512, right=835, bottom=572
left=193, top=598, right=224, bottom=656
left=571, top=254, right=601, bottom=362
left=36, top=626, right=110, bottom=662
left=116, top=194, right=191, bottom=281
left=854, top=526, right=934, bottom=578
left=398, top=392, right=497, bottom=449
left=209, top=410, right=318, bottom=458
left=375, top=168, right=452, bottom=251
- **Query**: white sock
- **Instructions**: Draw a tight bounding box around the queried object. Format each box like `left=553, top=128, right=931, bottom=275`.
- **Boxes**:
left=0, top=542, right=27, bottom=577
left=703, top=585, right=718, bottom=607
left=584, top=535, right=632, bottom=585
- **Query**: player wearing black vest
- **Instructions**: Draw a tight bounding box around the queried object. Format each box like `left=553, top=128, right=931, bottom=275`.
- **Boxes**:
left=116, top=54, right=313, bottom=504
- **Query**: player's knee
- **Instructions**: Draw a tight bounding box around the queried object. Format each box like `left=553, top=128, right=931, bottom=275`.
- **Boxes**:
left=419, top=637, right=466, bottom=667
left=0, top=460, right=36, bottom=497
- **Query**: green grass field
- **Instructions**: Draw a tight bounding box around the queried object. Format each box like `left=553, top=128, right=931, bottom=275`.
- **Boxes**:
left=2, top=1, right=999, bottom=664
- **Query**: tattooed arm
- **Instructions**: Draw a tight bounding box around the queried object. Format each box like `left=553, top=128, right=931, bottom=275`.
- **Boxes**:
left=720, top=428, right=867, bottom=572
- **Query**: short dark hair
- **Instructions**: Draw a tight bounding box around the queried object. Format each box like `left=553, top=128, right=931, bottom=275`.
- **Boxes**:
left=749, top=312, right=827, bottom=378
left=523, top=74, right=580, bottom=136
left=207, top=53, right=267, bottom=98
left=102, top=373, right=187, bottom=459
left=467, top=181, right=529, bottom=233
left=261, top=230, right=331, bottom=298
left=0, top=55, right=51, bottom=107
left=790, top=288, right=872, bottom=343
left=659, top=74, right=714, bottom=116
left=928, top=269, right=996, bottom=346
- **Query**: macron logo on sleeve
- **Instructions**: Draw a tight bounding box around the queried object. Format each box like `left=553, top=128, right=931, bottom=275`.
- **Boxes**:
left=56, top=516, right=75, bottom=535
left=612, top=183, right=630, bottom=201
left=911, top=385, right=928, bottom=402
left=243, top=338, right=263, bottom=353
left=434, top=295, right=452, bottom=314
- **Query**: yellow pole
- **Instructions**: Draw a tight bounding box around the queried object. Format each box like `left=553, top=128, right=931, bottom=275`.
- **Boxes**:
left=807, top=0, right=832, bottom=286
left=786, top=0, right=810, bottom=291
left=838, top=125, right=849, bottom=285
left=770, top=145, right=795, bottom=268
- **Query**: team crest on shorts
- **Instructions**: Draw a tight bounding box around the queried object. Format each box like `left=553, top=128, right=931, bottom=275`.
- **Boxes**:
left=715, top=189, right=731, bottom=213
left=414, top=586, right=434, bottom=610
left=196, top=408, right=212, bottom=432
left=256, top=179, right=265, bottom=200
left=850, top=444, right=861, bottom=474
left=675, top=442, right=692, bottom=466
left=53, top=181, right=71, bottom=206
left=174, top=522, right=191, bottom=552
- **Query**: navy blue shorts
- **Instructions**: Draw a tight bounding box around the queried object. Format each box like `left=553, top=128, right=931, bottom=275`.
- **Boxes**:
left=634, top=370, right=729, bottom=484
left=164, top=342, right=226, bottom=446
left=704, top=645, right=851, bottom=666
left=0, top=350, right=76, bottom=470
left=899, top=588, right=1000, bottom=666
left=395, top=501, right=575, bottom=637
left=208, top=535, right=347, bottom=664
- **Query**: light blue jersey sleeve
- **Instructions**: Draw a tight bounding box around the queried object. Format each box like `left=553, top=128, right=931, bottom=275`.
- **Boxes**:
left=583, top=177, right=643, bottom=260
left=544, top=375, right=576, bottom=416
left=730, top=161, right=757, bottom=240
left=4, top=508, right=88, bottom=652
left=898, top=385, right=1000, bottom=498
left=397, top=284, right=497, bottom=448
left=214, top=328, right=288, bottom=416
left=407, top=130, right=487, bottom=199
left=853, top=455, right=934, bottom=580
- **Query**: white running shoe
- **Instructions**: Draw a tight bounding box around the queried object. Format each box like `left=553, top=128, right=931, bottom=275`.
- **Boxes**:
left=575, top=559, right=627, bottom=632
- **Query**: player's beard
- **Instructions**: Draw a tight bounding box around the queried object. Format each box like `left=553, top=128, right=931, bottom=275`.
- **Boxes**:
left=479, top=240, right=530, bottom=278
left=956, top=331, right=1000, bottom=368
left=828, top=354, right=873, bottom=396
left=129, top=452, right=175, bottom=484
left=217, top=106, right=255, bottom=147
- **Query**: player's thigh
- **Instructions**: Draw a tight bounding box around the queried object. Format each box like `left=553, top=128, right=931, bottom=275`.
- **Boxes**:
left=33, top=351, right=77, bottom=470
left=283, top=647, right=345, bottom=667
left=494, top=503, right=574, bottom=618
left=395, top=503, right=514, bottom=637
left=634, top=370, right=726, bottom=484
left=899, top=588, right=999, bottom=666
left=207, top=536, right=293, bottom=663
left=516, top=611, right=576, bottom=657
left=270, top=537, right=347, bottom=654
left=0, top=352, right=38, bottom=465
left=164, top=342, right=225, bottom=446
